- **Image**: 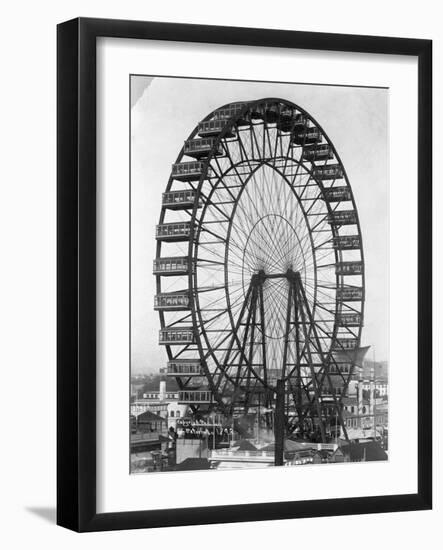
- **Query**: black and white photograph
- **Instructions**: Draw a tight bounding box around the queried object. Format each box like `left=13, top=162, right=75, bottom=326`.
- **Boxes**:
left=130, top=76, right=389, bottom=474
left=0, top=1, right=435, bottom=544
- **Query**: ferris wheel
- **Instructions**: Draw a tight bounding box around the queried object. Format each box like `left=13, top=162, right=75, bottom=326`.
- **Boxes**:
left=153, top=98, right=365, bottom=441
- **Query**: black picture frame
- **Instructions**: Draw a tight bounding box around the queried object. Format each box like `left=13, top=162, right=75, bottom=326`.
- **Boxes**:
left=57, top=17, right=432, bottom=532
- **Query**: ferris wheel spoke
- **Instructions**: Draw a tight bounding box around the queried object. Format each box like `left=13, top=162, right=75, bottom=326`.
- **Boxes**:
left=303, top=192, right=326, bottom=216
left=244, top=217, right=289, bottom=270
left=231, top=210, right=280, bottom=264
left=239, top=175, right=295, bottom=256
left=164, top=312, right=193, bottom=327
left=287, top=147, right=307, bottom=188
left=313, top=236, right=334, bottom=250
left=232, top=226, right=275, bottom=272
left=304, top=286, right=335, bottom=313
left=252, top=123, right=266, bottom=161
left=195, top=285, right=227, bottom=294
left=196, top=243, right=228, bottom=263
left=235, top=128, right=256, bottom=173
left=309, top=213, right=330, bottom=233
left=196, top=289, right=229, bottom=312
left=281, top=131, right=298, bottom=176
left=200, top=195, right=233, bottom=221
left=303, top=283, right=335, bottom=306
left=264, top=125, right=276, bottom=164
left=198, top=244, right=247, bottom=273
left=209, top=159, right=240, bottom=201
left=270, top=225, right=303, bottom=270
left=303, top=248, right=334, bottom=270
left=265, top=124, right=276, bottom=161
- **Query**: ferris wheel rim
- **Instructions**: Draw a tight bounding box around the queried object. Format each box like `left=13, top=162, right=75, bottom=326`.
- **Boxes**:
left=155, top=97, right=365, bottom=405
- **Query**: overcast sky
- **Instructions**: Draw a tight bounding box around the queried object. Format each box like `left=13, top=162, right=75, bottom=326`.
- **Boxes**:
left=131, top=76, right=389, bottom=374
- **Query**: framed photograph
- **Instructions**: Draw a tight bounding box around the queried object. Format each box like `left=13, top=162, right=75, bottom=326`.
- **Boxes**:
left=57, top=17, right=432, bottom=532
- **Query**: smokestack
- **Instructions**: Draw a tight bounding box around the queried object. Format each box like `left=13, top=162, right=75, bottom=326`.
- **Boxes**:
left=159, top=380, right=166, bottom=402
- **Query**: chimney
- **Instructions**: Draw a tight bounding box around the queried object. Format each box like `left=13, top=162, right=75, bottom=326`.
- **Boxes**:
left=159, top=380, right=166, bottom=402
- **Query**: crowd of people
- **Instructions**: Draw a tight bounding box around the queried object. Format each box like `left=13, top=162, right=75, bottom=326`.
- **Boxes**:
left=171, top=420, right=233, bottom=441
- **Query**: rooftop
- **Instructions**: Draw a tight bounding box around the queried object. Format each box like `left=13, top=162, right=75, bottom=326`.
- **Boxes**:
left=174, top=458, right=211, bottom=471
left=341, top=441, right=388, bottom=461
left=135, top=410, right=166, bottom=422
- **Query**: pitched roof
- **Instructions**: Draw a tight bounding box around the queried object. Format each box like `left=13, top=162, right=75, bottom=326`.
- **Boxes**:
left=314, top=449, right=331, bottom=458
left=284, top=439, right=314, bottom=452
left=136, top=410, right=166, bottom=422
left=237, top=440, right=258, bottom=451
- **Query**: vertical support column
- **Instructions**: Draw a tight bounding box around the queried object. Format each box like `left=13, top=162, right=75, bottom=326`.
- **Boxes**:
left=293, top=281, right=302, bottom=422
left=274, top=379, right=285, bottom=466
left=258, top=283, right=267, bottom=386
left=294, top=281, right=327, bottom=442
left=281, top=283, right=293, bottom=381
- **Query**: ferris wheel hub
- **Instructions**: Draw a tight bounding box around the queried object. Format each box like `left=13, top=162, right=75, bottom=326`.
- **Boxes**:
left=251, top=268, right=299, bottom=286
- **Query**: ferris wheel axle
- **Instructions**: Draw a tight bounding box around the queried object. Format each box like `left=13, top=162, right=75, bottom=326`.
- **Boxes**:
left=251, top=268, right=299, bottom=285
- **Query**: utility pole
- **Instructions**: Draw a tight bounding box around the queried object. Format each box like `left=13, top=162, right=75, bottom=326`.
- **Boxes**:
left=275, top=379, right=285, bottom=466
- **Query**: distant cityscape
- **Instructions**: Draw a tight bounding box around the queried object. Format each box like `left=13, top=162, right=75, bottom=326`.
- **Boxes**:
left=130, top=359, right=388, bottom=473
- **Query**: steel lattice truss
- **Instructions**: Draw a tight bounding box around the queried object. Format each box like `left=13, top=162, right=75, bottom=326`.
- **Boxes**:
left=153, top=99, right=365, bottom=441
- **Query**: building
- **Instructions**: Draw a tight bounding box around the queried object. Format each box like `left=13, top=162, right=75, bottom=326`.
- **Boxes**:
left=340, top=441, right=388, bottom=462
left=332, top=367, right=389, bottom=441
left=176, top=438, right=209, bottom=464
left=361, top=377, right=389, bottom=397
left=134, top=410, right=167, bottom=435
left=342, top=396, right=365, bottom=415
left=131, top=399, right=169, bottom=418
left=208, top=439, right=339, bottom=469
left=130, top=379, right=189, bottom=429
left=340, top=368, right=388, bottom=440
